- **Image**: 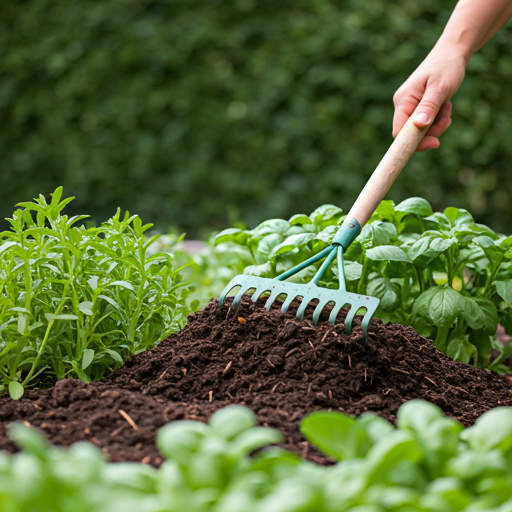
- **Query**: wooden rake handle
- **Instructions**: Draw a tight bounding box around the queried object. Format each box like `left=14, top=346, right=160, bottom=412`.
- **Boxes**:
left=348, top=114, right=429, bottom=227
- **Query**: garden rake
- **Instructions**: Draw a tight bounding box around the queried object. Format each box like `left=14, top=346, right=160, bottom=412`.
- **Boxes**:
left=219, top=115, right=429, bottom=340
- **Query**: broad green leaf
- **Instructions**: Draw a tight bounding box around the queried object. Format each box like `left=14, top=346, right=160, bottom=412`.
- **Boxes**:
left=243, top=262, right=272, bottom=277
left=428, top=286, right=462, bottom=327
left=301, top=411, right=372, bottom=461
left=209, top=405, right=255, bottom=439
left=289, top=214, right=312, bottom=226
left=366, top=245, right=409, bottom=262
left=447, top=337, right=477, bottom=364
left=359, top=221, right=397, bottom=248
left=494, top=280, right=512, bottom=307
left=231, top=427, right=283, bottom=458
left=472, top=298, right=498, bottom=334
left=309, top=204, right=343, bottom=225
left=257, top=233, right=283, bottom=257
left=461, top=408, right=512, bottom=453
left=462, top=296, right=487, bottom=330
left=251, top=219, right=290, bottom=238
left=367, top=277, right=399, bottom=310
left=81, top=349, right=95, bottom=370
left=9, top=381, right=24, bottom=400
left=214, top=228, right=249, bottom=246
left=104, top=349, right=124, bottom=365
left=395, top=197, right=433, bottom=217
left=344, top=261, right=363, bottom=281
left=271, top=233, right=316, bottom=256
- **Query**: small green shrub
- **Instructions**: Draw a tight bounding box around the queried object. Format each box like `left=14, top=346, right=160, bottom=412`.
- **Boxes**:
left=2, top=401, right=512, bottom=511
left=216, top=198, right=512, bottom=370
left=0, top=188, right=190, bottom=399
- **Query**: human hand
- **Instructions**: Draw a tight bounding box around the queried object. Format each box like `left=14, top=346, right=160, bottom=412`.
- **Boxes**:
left=392, top=44, right=467, bottom=151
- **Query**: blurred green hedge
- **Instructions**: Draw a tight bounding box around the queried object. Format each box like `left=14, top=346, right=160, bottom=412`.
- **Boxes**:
left=1, top=0, right=512, bottom=237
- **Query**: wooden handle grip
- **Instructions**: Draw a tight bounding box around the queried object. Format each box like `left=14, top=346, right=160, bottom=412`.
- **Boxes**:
left=347, top=115, right=429, bottom=227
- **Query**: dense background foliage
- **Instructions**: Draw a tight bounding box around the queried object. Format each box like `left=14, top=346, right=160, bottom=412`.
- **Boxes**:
left=1, top=0, right=512, bottom=238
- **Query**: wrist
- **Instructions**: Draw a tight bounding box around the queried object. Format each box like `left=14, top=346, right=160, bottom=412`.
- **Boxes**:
left=436, top=33, right=474, bottom=65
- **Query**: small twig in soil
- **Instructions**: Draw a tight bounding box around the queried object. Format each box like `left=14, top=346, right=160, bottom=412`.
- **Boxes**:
left=425, top=376, right=438, bottom=387
left=157, top=369, right=168, bottom=381
left=453, top=386, right=468, bottom=394
left=267, top=357, right=276, bottom=368
left=308, top=339, right=315, bottom=349
left=391, top=367, right=411, bottom=376
left=226, top=391, right=234, bottom=399
left=365, top=368, right=367, bottom=382
left=271, top=382, right=281, bottom=393
left=209, top=390, right=213, bottom=402
left=222, top=361, right=232, bottom=375
left=321, top=329, right=332, bottom=343
left=181, top=368, right=187, bottom=376
left=328, top=389, right=333, bottom=400
left=110, top=426, right=124, bottom=437
left=285, top=347, right=300, bottom=357
left=141, top=456, right=151, bottom=465
left=348, top=355, right=352, bottom=368
left=119, top=409, right=139, bottom=431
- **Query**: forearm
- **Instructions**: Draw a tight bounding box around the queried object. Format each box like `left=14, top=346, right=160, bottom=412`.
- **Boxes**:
left=438, top=0, right=512, bottom=63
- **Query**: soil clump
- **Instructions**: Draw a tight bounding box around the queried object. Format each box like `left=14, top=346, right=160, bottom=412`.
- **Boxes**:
left=1, top=297, right=512, bottom=466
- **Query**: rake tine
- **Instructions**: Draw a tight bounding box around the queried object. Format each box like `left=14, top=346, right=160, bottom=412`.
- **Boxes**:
left=312, top=300, right=329, bottom=325
left=361, top=310, right=372, bottom=342
left=218, top=281, right=239, bottom=307
left=344, top=306, right=357, bottom=334
left=280, top=294, right=295, bottom=314
left=328, top=301, right=345, bottom=325
left=250, top=286, right=267, bottom=302
left=231, top=286, right=248, bottom=310
left=264, top=289, right=282, bottom=310
left=296, top=296, right=312, bottom=321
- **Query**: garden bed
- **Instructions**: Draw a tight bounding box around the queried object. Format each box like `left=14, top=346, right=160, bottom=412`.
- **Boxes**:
left=1, top=297, right=512, bottom=466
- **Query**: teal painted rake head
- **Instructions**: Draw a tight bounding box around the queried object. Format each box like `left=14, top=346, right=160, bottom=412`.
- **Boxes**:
left=218, top=114, right=430, bottom=341
left=218, top=217, right=379, bottom=341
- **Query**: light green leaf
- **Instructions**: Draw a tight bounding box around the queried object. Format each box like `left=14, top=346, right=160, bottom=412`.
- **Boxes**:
left=343, top=261, right=363, bottom=281
left=301, top=411, right=372, bottom=461
left=214, top=228, right=249, bottom=246
left=9, top=381, right=24, bottom=400
left=251, top=219, right=290, bottom=238
left=289, top=214, right=312, bottom=226
left=309, top=204, right=343, bottom=225
left=428, top=286, right=462, bottom=327
left=257, top=233, right=283, bottom=257
left=367, top=277, right=399, bottom=309
left=271, top=233, right=316, bottom=256
left=447, top=337, right=477, bottom=364
left=0, top=241, right=19, bottom=254
left=81, top=349, right=95, bottom=370
left=395, top=197, right=433, bottom=217
left=243, top=262, right=272, bottom=277
left=44, top=313, right=79, bottom=321
left=104, top=349, right=124, bottom=365
left=210, top=405, right=256, bottom=440
left=494, top=280, right=512, bottom=307
left=461, top=408, right=512, bottom=453
left=462, top=296, right=487, bottom=330
left=78, top=301, right=94, bottom=316
left=109, top=280, right=135, bottom=291
left=366, top=245, right=409, bottom=262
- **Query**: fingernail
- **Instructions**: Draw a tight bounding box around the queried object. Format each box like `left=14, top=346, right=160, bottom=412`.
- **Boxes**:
left=416, top=112, right=430, bottom=124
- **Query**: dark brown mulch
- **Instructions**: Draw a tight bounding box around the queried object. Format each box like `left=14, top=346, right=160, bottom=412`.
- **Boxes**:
left=1, top=297, right=512, bottom=467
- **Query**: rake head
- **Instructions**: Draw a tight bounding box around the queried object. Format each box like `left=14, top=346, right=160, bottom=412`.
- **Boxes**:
left=218, top=242, right=379, bottom=341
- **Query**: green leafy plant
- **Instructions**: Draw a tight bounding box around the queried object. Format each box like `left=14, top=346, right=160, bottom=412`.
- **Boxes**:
left=0, top=188, right=190, bottom=399
left=215, top=199, right=512, bottom=370
left=3, top=402, right=512, bottom=511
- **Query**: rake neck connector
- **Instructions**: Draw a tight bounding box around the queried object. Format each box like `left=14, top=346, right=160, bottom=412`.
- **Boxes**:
left=331, top=217, right=361, bottom=251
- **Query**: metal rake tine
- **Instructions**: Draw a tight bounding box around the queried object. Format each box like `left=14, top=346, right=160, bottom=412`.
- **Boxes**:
left=344, top=305, right=357, bottom=334
left=251, top=286, right=268, bottom=302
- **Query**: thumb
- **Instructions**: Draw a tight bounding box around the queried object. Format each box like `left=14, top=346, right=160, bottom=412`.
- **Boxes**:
left=414, top=89, right=445, bottom=128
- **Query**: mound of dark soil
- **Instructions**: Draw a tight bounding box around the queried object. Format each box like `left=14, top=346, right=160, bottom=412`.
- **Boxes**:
left=1, top=297, right=512, bottom=466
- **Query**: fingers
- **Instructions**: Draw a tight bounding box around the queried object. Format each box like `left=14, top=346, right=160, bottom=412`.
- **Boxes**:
left=413, top=86, right=448, bottom=128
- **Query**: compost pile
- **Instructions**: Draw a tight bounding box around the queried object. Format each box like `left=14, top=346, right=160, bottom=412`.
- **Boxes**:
left=1, top=297, right=512, bottom=466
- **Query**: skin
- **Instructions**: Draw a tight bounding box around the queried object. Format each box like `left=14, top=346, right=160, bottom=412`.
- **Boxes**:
left=393, top=0, right=512, bottom=151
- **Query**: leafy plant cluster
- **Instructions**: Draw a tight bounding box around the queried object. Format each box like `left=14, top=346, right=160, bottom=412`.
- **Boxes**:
left=3, top=0, right=512, bottom=237
left=3, top=401, right=512, bottom=511
left=216, top=198, right=512, bottom=370
left=0, top=189, right=190, bottom=399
